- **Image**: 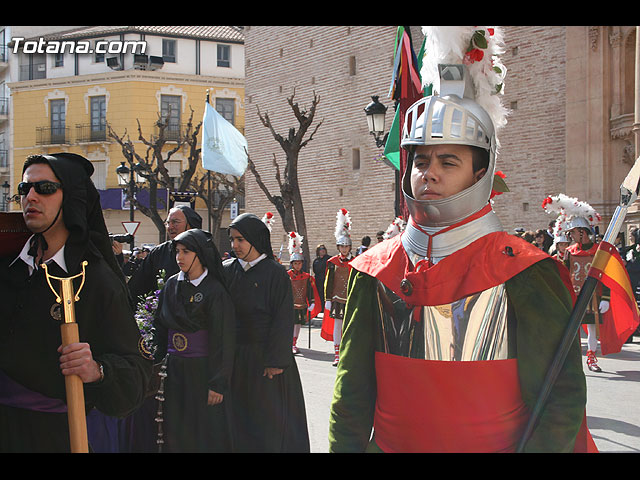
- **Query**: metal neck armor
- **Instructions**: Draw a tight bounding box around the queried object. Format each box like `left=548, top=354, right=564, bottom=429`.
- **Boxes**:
left=401, top=205, right=503, bottom=265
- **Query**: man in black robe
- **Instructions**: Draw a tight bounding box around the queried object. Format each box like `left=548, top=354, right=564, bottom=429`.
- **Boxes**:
left=127, top=205, right=202, bottom=301
left=224, top=213, right=310, bottom=452
left=0, top=153, right=152, bottom=452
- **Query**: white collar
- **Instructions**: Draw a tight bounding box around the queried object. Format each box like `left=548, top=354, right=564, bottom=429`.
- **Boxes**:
left=237, top=253, right=267, bottom=271
left=178, top=267, right=208, bottom=286
left=401, top=208, right=503, bottom=265
left=11, top=235, right=68, bottom=275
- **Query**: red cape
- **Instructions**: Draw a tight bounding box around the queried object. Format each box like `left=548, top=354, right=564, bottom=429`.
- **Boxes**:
left=350, top=231, right=575, bottom=306
left=287, top=269, right=322, bottom=319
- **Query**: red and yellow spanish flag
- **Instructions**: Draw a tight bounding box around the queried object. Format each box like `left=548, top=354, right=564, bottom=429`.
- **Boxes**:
left=588, top=241, right=640, bottom=355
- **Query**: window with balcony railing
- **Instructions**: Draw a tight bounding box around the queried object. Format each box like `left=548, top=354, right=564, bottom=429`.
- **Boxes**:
left=36, top=126, right=69, bottom=145
left=76, top=124, right=106, bottom=142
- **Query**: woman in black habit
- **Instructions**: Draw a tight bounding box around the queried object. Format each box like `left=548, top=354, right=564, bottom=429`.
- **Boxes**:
left=152, top=228, right=235, bottom=452
left=224, top=213, right=310, bottom=452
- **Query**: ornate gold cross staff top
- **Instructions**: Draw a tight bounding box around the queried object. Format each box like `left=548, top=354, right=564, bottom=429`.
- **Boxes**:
left=42, top=260, right=89, bottom=453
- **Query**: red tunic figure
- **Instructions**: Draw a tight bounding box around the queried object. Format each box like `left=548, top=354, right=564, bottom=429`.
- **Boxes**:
left=287, top=232, right=320, bottom=354
left=321, top=209, right=354, bottom=366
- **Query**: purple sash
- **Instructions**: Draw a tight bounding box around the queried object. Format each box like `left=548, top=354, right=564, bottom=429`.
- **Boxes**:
left=0, top=368, right=67, bottom=413
left=167, top=329, right=209, bottom=358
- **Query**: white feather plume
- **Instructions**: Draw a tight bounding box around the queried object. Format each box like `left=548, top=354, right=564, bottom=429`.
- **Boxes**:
left=262, top=212, right=275, bottom=232
left=542, top=193, right=601, bottom=227
left=383, top=216, right=406, bottom=240
left=334, top=208, right=352, bottom=241
left=288, top=231, right=304, bottom=256
left=420, top=26, right=509, bottom=133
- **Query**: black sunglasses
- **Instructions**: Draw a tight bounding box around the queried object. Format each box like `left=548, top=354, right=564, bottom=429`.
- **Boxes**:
left=18, top=180, right=63, bottom=196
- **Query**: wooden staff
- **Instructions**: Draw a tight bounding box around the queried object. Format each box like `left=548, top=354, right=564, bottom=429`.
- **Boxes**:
left=42, top=260, right=89, bottom=453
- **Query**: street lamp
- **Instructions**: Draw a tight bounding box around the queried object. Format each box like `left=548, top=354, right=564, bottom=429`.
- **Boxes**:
left=364, top=95, right=388, bottom=148
left=116, top=161, right=144, bottom=247
left=1, top=181, right=9, bottom=212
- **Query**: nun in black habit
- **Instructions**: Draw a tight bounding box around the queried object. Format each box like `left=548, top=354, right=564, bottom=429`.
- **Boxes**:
left=224, top=213, right=310, bottom=453
left=0, top=153, right=152, bottom=452
left=122, top=204, right=202, bottom=452
left=153, top=228, right=235, bottom=452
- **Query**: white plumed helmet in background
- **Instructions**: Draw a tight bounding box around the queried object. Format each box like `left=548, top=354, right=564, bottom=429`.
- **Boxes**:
left=288, top=231, right=305, bottom=262
left=335, top=208, right=352, bottom=247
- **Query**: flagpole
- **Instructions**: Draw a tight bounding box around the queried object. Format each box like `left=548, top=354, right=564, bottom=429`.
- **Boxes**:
left=516, top=155, right=640, bottom=452
left=205, top=89, right=212, bottom=232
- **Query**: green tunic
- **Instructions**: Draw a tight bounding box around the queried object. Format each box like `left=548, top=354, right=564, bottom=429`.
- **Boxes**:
left=329, top=258, right=587, bottom=453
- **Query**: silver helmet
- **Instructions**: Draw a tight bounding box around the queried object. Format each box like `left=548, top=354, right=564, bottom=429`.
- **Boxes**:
left=336, top=235, right=352, bottom=247
left=401, top=64, right=497, bottom=227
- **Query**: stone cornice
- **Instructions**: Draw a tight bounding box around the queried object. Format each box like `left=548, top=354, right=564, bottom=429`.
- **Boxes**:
left=8, top=69, right=244, bottom=92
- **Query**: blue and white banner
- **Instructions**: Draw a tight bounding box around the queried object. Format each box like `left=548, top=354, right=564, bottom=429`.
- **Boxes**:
left=201, top=102, right=248, bottom=177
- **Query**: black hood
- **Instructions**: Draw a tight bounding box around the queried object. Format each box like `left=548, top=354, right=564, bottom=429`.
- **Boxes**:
left=228, top=213, right=275, bottom=259
left=173, top=205, right=202, bottom=230
left=172, top=228, right=227, bottom=289
left=22, top=153, right=126, bottom=286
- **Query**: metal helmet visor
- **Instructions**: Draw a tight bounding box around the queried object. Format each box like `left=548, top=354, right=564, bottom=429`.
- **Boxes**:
left=400, top=95, right=497, bottom=227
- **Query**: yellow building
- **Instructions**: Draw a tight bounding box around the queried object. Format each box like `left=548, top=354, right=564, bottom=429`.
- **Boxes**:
left=6, top=26, right=245, bottom=247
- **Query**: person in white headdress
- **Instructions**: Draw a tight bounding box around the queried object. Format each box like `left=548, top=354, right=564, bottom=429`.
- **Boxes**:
left=286, top=232, right=321, bottom=354
left=321, top=208, right=354, bottom=366
left=548, top=195, right=607, bottom=372
left=329, top=27, right=595, bottom=453
left=542, top=196, right=573, bottom=262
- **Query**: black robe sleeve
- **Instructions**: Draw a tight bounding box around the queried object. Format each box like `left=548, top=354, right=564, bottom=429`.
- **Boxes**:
left=206, top=281, right=236, bottom=394
left=80, top=260, right=153, bottom=418
left=264, top=262, right=295, bottom=369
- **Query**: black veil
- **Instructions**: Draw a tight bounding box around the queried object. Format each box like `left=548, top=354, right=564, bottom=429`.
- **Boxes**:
left=172, top=229, right=228, bottom=291
left=227, top=213, right=275, bottom=260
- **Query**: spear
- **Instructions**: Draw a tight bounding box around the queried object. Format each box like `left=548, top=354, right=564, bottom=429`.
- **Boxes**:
left=516, top=156, right=640, bottom=452
left=42, top=260, right=90, bottom=453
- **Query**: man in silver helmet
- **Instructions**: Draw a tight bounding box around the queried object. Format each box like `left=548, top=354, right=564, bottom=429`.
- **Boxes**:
left=328, top=30, right=594, bottom=453
left=321, top=209, right=355, bottom=367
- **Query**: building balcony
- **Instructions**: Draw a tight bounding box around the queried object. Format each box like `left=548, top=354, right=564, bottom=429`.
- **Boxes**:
left=153, top=123, right=188, bottom=143
left=36, top=126, right=70, bottom=145
left=76, top=123, right=108, bottom=143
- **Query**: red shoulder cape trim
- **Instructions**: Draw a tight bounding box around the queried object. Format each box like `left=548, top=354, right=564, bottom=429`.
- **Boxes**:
left=327, top=254, right=354, bottom=268
left=350, top=231, right=572, bottom=306
left=567, top=242, right=598, bottom=257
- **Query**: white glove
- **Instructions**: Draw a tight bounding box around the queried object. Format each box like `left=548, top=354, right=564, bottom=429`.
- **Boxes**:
left=325, top=300, right=332, bottom=310
left=599, top=300, right=610, bottom=313
left=308, top=303, right=315, bottom=312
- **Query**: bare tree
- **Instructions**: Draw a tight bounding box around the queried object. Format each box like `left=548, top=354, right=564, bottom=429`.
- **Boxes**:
left=248, top=89, right=322, bottom=265
left=108, top=105, right=243, bottom=245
